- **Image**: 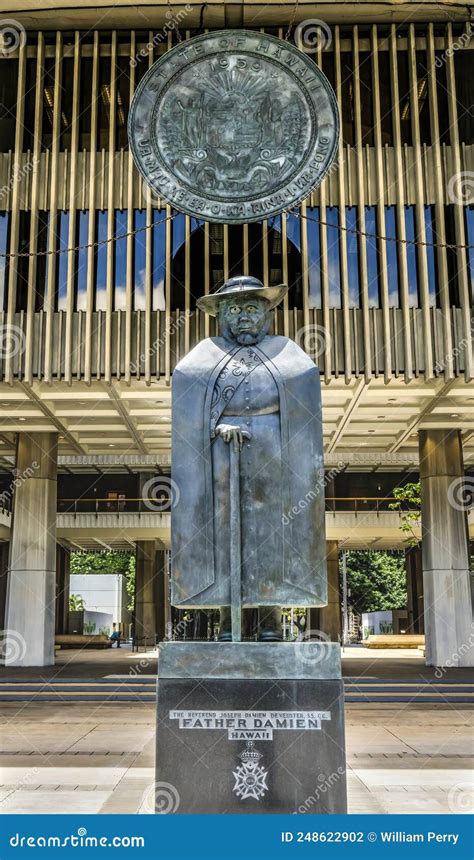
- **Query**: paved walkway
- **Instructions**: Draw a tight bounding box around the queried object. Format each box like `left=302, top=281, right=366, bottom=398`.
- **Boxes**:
left=0, top=699, right=472, bottom=815
left=1, top=644, right=471, bottom=682
left=0, top=647, right=472, bottom=815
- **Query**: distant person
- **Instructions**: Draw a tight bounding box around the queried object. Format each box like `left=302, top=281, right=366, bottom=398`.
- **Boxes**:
left=109, top=623, right=121, bottom=648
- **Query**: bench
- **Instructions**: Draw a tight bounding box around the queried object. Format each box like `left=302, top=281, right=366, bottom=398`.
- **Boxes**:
left=55, top=634, right=112, bottom=649
left=365, top=634, right=425, bottom=649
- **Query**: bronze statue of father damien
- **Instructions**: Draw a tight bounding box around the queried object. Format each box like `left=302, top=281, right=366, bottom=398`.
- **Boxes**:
left=171, top=276, right=327, bottom=641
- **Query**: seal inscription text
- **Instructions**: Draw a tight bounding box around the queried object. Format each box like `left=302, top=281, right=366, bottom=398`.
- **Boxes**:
left=129, top=30, right=339, bottom=223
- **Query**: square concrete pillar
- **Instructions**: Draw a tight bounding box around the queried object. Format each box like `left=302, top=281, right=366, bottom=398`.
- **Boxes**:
left=55, top=544, right=70, bottom=635
left=5, top=433, right=58, bottom=667
left=419, top=429, right=473, bottom=668
left=154, top=548, right=169, bottom=643
left=0, top=541, right=9, bottom=630
left=135, top=540, right=158, bottom=648
left=405, top=546, right=424, bottom=634
left=318, top=541, right=341, bottom=642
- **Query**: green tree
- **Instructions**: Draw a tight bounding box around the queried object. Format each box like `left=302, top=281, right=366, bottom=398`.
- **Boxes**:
left=125, top=554, right=136, bottom=614
left=69, top=593, right=85, bottom=611
left=388, top=481, right=421, bottom=546
left=70, top=550, right=132, bottom=576
left=343, top=550, right=407, bottom=614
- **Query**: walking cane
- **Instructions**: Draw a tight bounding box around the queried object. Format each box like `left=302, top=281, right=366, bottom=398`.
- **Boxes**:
left=229, top=428, right=251, bottom=642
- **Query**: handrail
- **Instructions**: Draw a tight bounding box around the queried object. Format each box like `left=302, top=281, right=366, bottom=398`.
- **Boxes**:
left=55, top=495, right=421, bottom=518
left=57, top=496, right=412, bottom=503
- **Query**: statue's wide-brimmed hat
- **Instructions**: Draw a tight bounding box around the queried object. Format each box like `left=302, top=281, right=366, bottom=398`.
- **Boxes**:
left=196, top=276, right=288, bottom=317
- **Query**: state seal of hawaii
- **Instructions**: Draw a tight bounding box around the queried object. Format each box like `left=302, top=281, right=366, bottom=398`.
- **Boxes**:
left=128, top=30, right=339, bottom=223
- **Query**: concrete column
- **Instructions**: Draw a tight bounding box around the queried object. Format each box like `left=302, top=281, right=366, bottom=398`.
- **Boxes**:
left=318, top=541, right=341, bottom=642
left=5, top=433, right=58, bottom=666
left=55, top=545, right=70, bottom=635
left=154, top=548, right=167, bottom=643
left=419, top=429, right=473, bottom=667
left=405, top=546, right=423, bottom=634
left=0, top=542, right=9, bottom=630
left=135, top=540, right=157, bottom=647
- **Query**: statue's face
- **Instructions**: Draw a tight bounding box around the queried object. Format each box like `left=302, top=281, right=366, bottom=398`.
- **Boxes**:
left=219, top=297, right=271, bottom=345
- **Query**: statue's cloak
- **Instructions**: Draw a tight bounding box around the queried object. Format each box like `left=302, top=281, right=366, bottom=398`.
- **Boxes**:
left=171, top=335, right=327, bottom=608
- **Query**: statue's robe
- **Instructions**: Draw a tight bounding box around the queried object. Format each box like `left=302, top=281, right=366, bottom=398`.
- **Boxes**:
left=171, top=335, right=327, bottom=608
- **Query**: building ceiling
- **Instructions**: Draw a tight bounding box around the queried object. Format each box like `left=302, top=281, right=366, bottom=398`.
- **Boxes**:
left=0, top=0, right=467, bottom=30
left=0, top=376, right=472, bottom=470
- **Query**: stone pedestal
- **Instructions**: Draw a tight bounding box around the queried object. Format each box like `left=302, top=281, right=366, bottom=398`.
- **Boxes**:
left=156, top=642, right=347, bottom=814
left=5, top=432, right=58, bottom=667
left=419, top=429, right=473, bottom=667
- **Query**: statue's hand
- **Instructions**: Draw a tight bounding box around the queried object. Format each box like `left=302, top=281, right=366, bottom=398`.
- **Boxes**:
left=215, top=423, right=251, bottom=452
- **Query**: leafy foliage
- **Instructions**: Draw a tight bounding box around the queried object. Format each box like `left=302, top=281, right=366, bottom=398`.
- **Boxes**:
left=69, top=593, right=85, bottom=611
left=343, top=550, right=407, bottom=614
left=70, top=550, right=132, bottom=575
left=388, top=481, right=421, bottom=546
